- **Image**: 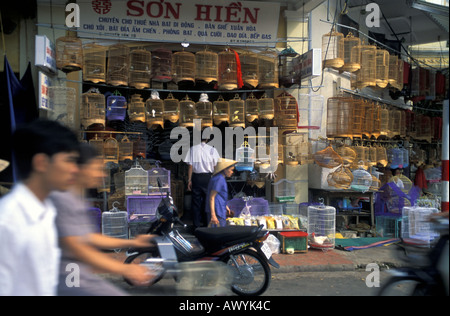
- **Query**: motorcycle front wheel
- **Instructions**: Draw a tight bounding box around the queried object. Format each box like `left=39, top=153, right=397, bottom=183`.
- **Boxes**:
left=223, top=249, right=271, bottom=296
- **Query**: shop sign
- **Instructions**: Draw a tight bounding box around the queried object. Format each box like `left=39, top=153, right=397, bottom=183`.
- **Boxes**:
left=78, top=0, right=280, bottom=47
left=38, top=72, right=52, bottom=110
left=35, top=35, right=57, bottom=74
left=296, top=48, right=322, bottom=80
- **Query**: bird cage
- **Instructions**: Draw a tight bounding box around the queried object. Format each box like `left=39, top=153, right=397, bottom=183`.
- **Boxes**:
left=106, top=92, right=127, bottom=122
left=364, top=102, right=381, bottom=138
left=240, top=50, right=259, bottom=88
left=133, top=136, right=146, bottom=159
left=83, top=43, right=107, bottom=83
left=326, top=96, right=355, bottom=138
left=341, top=32, right=361, bottom=72
left=81, top=89, right=105, bottom=129
left=335, top=145, right=356, bottom=166
left=213, top=95, right=230, bottom=125
left=125, top=162, right=149, bottom=195
left=356, top=43, right=376, bottom=89
left=128, top=94, right=146, bottom=123
left=351, top=99, right=364, bottom=138
left=163, top=93, right=180, bottom=123
left=322, top=28, right=344, bottom=69
left=278, top=47, right=299, bottom=87
left=273, top=179, right=298, bottom=202
left=104, top=135, right=119, bottom=164
left=368, top=145, right=377, bottom=167
left=229, top=94, right=245, bottom=127
left=195, top=48, right=218, bottom=83
left=218, top=48, right=240, bottom=90
left=297, top=94, right=324, bottom=138
left=307, top=204, right=336, bottom=249
left=380, top=106, right=390, bottom=136
left=89, top=134, right=105, bottom=161
left=258, top=93, right=274, bottom=120
left=376, top=48, right=389, bottom=88
left=245, top=93, right=259, bottom=123
left=119, top=136, right=133, bottom=161
left=151, top=48, right=172, bottom=82
left=401, top=206, right=439, bottom=247
left=396, top=58, right=404, bottom=90
left=283, top=133, right=301, bottom=166
left=179, top=95, right=196, bottom=127
left=106, top=44, right=130, bottom=86
left=102, top=202, right=128, bottom=240
left=48, top=86, right=76, bottom=130
left=195, top=93, right=213, bottom=128
left=55, top=36, right=83, bottom=73
left=376, top=145, right=388, bottom=167
left=352, top=145, right=369, bottom=170
left=388, top=109, right=401, bottom=138
left=274, top=92, right=298, bottom=130
left=400, top=110, right=406, bottom=137
left=258, top=49, right=279, bottom=89
left=416, top=115, right=432, bottom=141
left=388, top=54, right=398, bottom=87
left=148, top=166, right=171, bottom=195
left=327, top=165, right=353, bottom=189
left=370, top=170, right=382, bottom=192
left=146, top=91, right=164, bottom=129
left=351, top=165, right=372, bottom=192
left=172, top=50, right=195, bottom=84
left=405, top=110, right=416, bottom=138
left=129, top=49, right=151, bottom=89
left=235, top=143, right=255, bottom=172
left=313, top=145, right=343, bottom=168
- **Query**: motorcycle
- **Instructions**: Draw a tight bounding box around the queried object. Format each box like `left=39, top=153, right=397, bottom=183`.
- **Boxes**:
left=124, top=179, right=279, bottom=296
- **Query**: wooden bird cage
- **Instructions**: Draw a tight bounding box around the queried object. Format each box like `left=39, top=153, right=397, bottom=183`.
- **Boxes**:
left=229, top=94, right=245, bottom=127
left=104, top=135, right=119, bottom=164
left=364, top=102, right=381, bottom=138
left=218, top=48, right=239, bottom=90
left=163, top=93, right=180, bottom=123
left=195, top=48, right=218, bottom=83
left=146, top=91, right=164, bottom=129
left=368, top=145, right=377, bottom=167
left=83, top=43, right=106, bottom=83
left=195, top=93, right=213, bottom=128
left=376, top=145, right=388, bottom=167
left=322, top=28, right=344, bottom=69
left=356, top=43, right=377, bottom=89
left=351, top=145, right=369, bottom=170
left=133, top=136, right=147, bottom=159
left=405, top=110, right=416, bottom=138
left=119, top=136, right=133, bottom=161
left=240, top=50, right=259, bottom=88
left=274, top=92, right=298, bottom=130
left=342, top=32, right=361, bottom=72
left=388, top=54, right=399, bottom=87
left=335, top=145, right=357, bottom=167
left=258, top=93, right=275, bottom=120
left=380, top=106, right=390, bottom=136
left=327, top=166, right=354, bottom=189
left=376, top=48, right=389, bottom=88
left=396, top=58, right=404, bottom=91
left=172, top=50, right=195, bottom=84
left=179, top=95, right=196, bottom=127
left=388, top=109, right=401, bottom=138
left=313, top=145, right=343, bottom=168
left=129, top=49, right=151, bottom=89
left=278, top=47, right=299, bottom=87
left=213, top=95, right=230, bottom=125
left=107, top=44, right=130, bottom=86
left=351, top=99, right=364, bottom=138
left=258, top=50, right=279, bottom=89
left=245, top=93, right=259, bottom=123
left=151, top=48, right=172, bottom=82
left=56, top=36, right=83, bottom=73
left=416, top=114, right=432, bottom=141
left=89, top=134, right=105, bottom=161
left=81, top=89, right=105, bottom=129
left=128, top=94, right=146, bottom=123
left=125, top=162, right=149, bottom=196
left=326, top=96, right=355, bottom=138
left=106, top=93, right=127, bottom=122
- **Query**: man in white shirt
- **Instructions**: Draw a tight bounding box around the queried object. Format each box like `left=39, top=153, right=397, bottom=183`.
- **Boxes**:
left=0, top=120, right=80, bottom=296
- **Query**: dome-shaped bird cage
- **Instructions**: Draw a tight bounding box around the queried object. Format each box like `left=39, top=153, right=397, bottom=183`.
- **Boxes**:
left=81, top=89, right=105, bottom=129
left=106, top=92, right=127, bottom=122
left=119, top=136, right=133, bottom=162
left=326, top=96, right=355, bottom=138
left=380, top=106, right=390, bottom=136
left=240, top=50, right=259, bottom=88
left=335, top=145, right=357, bottom=167
left=388, top=54, right=399, bottom=87
left=229, top=94, right=245, bottom=128
left=129, top=49, right=151, bottom=89
left=327, top=165, right=353, bottom=189
left=213, top=95, right=230, bottom=125
left=258, top=93, right=275, bottom=120
left=258, top=49, right=279, bottom=89
left=179, top=95, right=196, bottom=127
left=351, top=164, right=373, bottom=192
left=274, top=92, right=298, bottom=130
left=218, top=48, right=241, bottom=90
left=146, top=90, right=164, bottom=129
left=83, top=43, right=106, bottom=83
left=128, top=94, right=146, bottom=123
left=356, top=43, right=376, bottom=89
left=313, top=145, right=343, bottom=168
left=195, top=93, right=213, bottom=128
left=322, top=28, right=344, bottom=69
left=172, top=50, right=195, bottom=84
left=341, top=32, right=361, bottom=72
left=376, top=48, right=389, bottom=88
left=245, top=93, right=259, bottom=123
left=104, top=135, right=119, bottom=164
left=278, top=46, right=299, bottom=87
left=195, top=47, right=218, bottom=83
left=106, top=44, right=130, bottom=86
left=56, top=36, right=83, bottom=73
left=125, top=161, right=149, bottom=196
left=151, top=48, right=172, bottom=82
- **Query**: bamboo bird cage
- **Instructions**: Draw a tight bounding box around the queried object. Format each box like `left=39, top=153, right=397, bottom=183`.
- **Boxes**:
left=326, top=96, right=356, bottom=138
left=151, top=48, right=172, bottom=82
left=213, top=95, right=230, bottom=125
left=240, top=50, right=259, bottom=88
left=128, top=94, right=146, bottom=123
left=172, top=50, right=195, bottom=84
left=195, top=48, right=218, bottom=83
left=258, top=49, right=279, bottom=89
left=258, top=93, right=275, bottom=120
left=146, top=91, right=164, bottom=129
left=119, top=136, right=133, bottom=162
left=322, top=28, right=344, bottom=69
left=356, top=43, right=376, bottom=89
left=218, top=48, right=239, bottom=90
left=342, top=32, right=361, bottom=72
left=104, top=135, right=119, bottom=164
left=56, top=36, right=83, bottom=73
left=163, top=93, right=180, bottom=123
left=376, top=48, right=389, bottom=88
left=107, top=44, right=130, bottom=86
left=89, top=134, right=105, bottom=161
left=195, top=93, right=213, bottom=128
left=245, top=93, right=259, bottom=123
left=229, top=94, right=245, bottom=127
left=388, top=54, right=399, bottom=87
left=81, top=89, right=105, bottom=129
left=274, top=92, right=298, bottom=130
left=83, top=43, right=106, bottom=83
left=380, top=106, right=390, bottom=136
left=129, top=49, right=151, bottom=89
left=179, top=95, right=196, bottom=127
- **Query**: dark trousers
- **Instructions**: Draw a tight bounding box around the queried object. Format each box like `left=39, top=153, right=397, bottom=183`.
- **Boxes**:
left=191, top=173, right=212, bottom=227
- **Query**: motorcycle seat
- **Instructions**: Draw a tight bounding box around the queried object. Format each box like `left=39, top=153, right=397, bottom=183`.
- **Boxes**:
left=194, top=226, right=261, bottom=252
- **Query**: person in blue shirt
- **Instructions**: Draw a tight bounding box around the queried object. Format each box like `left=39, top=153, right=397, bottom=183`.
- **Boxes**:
left=206, top=159, right=237, bottom=227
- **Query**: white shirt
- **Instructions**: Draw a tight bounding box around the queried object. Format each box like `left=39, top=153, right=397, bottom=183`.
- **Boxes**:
left=0, top=183, right=60, bottom=296
left=184, top=142, right=220, bottom=174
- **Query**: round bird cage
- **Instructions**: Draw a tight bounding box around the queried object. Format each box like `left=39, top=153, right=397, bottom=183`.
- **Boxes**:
left=341, top=32, right=361, bottom=72
left=258, top=49, right=279, bottom=89
left=274, top=92, right=298, bottom=130
left=129, top=49, right=151, bottom=89
left=195, top=93, right=213, bottom=128
left=376, top=48, right=389, bottom=88
left=104, top=135, right=119, bottom=164
left=335, top=145, right=356, bottom=167
left=351, top=98, right=364, bottom=138
left=308, top=204, right=336, bottom=250
left=163, top=93, right=180, bottom=123
left=119, top=136, right=133, bottom=162
left=146, top=90, right=164, bottom=129
left=213, top=95, right=230, bottom=125
left=128, top=94, right=146, bottom=123
left=356, top=43, right=376, bottom=89
left=351, top=165, right=372, bottom=192
left=368, top=145, right=378, bottom=167
left=388, top=109, right=401, bottom=138
left=195, top=47, right=218, bottom=83
left=322, top=28, right=344, bottom=69
left=257, top=93, right=274, bottom=120
left=240, top=50, right=259, bottom=88
left=388, top=54, right=399, bottom=87
left=327, top=165, right=353, bottom=189
left=396, top=57, right=404, bottom=90
left=218, top=48, right=239, bottom=90
left=83, top=43, right=106, bottom=83
left=351, top=145, right=369, bottom=170
left=81, top=89, right=105, bottom=129
left=229, top=94, right=245, bottom=127
left=313, top=145, right=343, bottom=168
left=106, top=92, right=127, bottom=122
left=326, top=96, right=355, bottom=138
left=56, top=36, right=83, bottom=73
left=376, top=145, right=388, bottom=167
left=152, top=48, right=172, bottom=82
left=245, top=93, right=259, bottom=123
left=380, top=106, right=390, bottom=136
left=107, top=44, right=130, bottom=86
left=364, top=102, right=381, bottom=138
left=179, top=95, right=196, bottom=127
left=172, top=50, right=195, bottom=84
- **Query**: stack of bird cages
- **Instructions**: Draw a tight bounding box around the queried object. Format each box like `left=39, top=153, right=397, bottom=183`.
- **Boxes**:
left=327, top=166, right=353, bottom=189
left=55, top=36, right=83, bottom=73
left=133, top=136, right=147, bottom=159
left=146, top=91, right=164, bottom=129
left=148, top=166, right=171, bottom=195
left=351, top=98, right=365, bottom=138
left=128, top=94, right=146, bottom=123
left=274, top=92, right=298, bottom=130
left=89, top=134, right=105, bottom=161
left=235, top=145, right=255, bottom=172
left=104, top=135, right=119, bottom=164
left=375, top=48, right=389, bottom=88
left=341, top=32, right=361, bottom=72
left=83, top=43, right=107, bottom=83
left=388, top=109, right=402, bottom=138
left=218, top=48, right=239, bottom=90
left=195, top=93, right=213, bottom=128
left=257, top=93, right=274, bottom=120
left=379, top=106, right=390, bottom=136
left=322, top=28, right=344, bottom=70
left=172, top=50, right=195, bottom=84
left=258, top=49, right=279, bottom=89
left=81, top=89, right=105, bottom=129
left=129, top=49, right=151, bottom=89
left=107, top=44, right=130, bottom=86
left=356, top=43, right=377, bottom=89
left=163, top=93, right=180, bottom=123
left=195, top=47, right=218, bottom=83
left=278, top=47, right=299, bottom=87
left=48, top=86, right=76, bottom=130
left=240, top=50, right=259, bottom=88
left=125, top=162, right=149, bottom=196
left=119, top=136, right=133, bottom=161
left=102, top=203, right=128, bottom=240
left=213, top=95, right=230, bottom=125
left=307, top=204, right=336, bottom=250
left=326, top=96, right=355, bottom=138
left=229, top=94, right=245, bottom=127
left=401, top=206, right=439, bottom=247
left=151, top=48, right=172, bottom=82
left=388, top=54, right=399, bottom=87
left=298, top=94, right=324, bottom=138
left=245, top=93, right=259, bottom=123
left=179, top=95, right=196, bottom=127
left=106, top=93, right=127, bottom=122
